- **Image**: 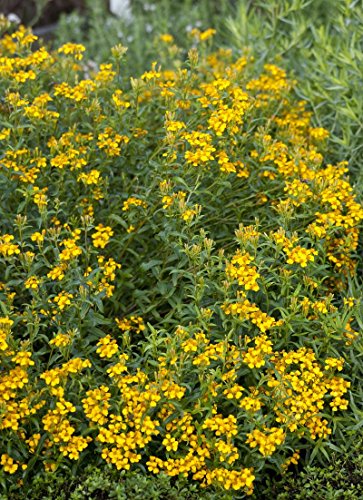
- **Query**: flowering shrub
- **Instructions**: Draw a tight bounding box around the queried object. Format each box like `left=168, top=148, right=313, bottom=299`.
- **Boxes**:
left=0, top=22, right=362, bottom=497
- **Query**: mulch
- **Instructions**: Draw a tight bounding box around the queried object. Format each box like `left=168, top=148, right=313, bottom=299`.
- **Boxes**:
left=1, top=0, right=103, bottom=27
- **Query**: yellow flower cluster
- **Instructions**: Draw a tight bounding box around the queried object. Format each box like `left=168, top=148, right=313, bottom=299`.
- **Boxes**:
left=184, top=131, right=216, bottom=167
left=141, top=61, right=162, bottom=81
left=1, top=454, right=23, bottom=474
left=97, top=127, right=129, bottom=156
left=222, top=297, right=279, bottom=333
left=0, top=234, right=20, bottom=257
left=95, top=63, right=116, bottom=83
left=93, top=256, right=122, bottom=297
left=96, top=335, right=119, bottom=358
left=0, top=317, right=13, bottom=351
left=42, top=398, right=92, bottom=460
left=281, top=450, right=300, bottom=470
left=54, top=80, right=96, bottom=102
left=49, top=332, right=73, bottom=348
left=23, top=93, right=59, bottom=122
left=181, top=205, right=201, bottom=222
left=122, top=197, right=147, bottom=211
left=92, top=224, right=114, bottom=249
left=202, top=414, right=238, bottom=438
left=24, top=276, right=40, bottom=290
left=112, top=89, right=130, bottom=108
left=47, top=263, right=67, bottom=281
left=82, top=385, right=111, bottom=425
left=284, top=179, right=313, bottom=207
left=246, top=64, right=289, bottom=101
left=57, top=42, right=86, bottom=60
left=239, top=395, right=263, bottom=412
left=284, top=245, right=318, bottom=268
left=0, top=27, right=49, bottom=84
left=0, top=326, right=46, bottom=436
left=78, top=169, right=101, bottom=185
left=52, top=291, right=74, bottom=311
left=40, top=358, right=91, bottom=387
left=267, top=348, right=350, bottom=435
left=0, top=128, right=10, bottom=140
left=257, top=127, right=362, bottom=274
left=217, top=151, right=248, bottom=177
left=246, top=427, right=286, bottom=457
left=225, top=251, right=260, bottom=291
left=189, top=28, right=217, bottom=42
left=116, top=316, right=145, bottom=334
left=243, top=335, right=273, bottom=369
left=59, top=231, right=82, bottom=262
left=271, top=229, right=318, bottom=267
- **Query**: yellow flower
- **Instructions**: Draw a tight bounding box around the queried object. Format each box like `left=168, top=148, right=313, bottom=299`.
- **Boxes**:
left=226, top=250, right=260, bottom=291
left=47, top=264, right=67, bottom=281
left=96, top=335, right=119, bottom=358
left=53, top=291, right=74, bottom=310
left=112, top=89, right=130, bottom=108
left=246, top=427, right=285, bottom=457
left=160, top=34, right=174, bottom=44
left=0, top=128, right=10, bottom=140
left=92, top=224, right=114, bottom=248
left=49, top=332, right=73, bottom=348
left=57, top=42, right=86, bottom=60
left=25, top=276, right=40, bottom=290
left=122, top=197, right=147, bottom=211
left=284, top=245, right=318, bottom=267
left=1, top=454, right=18, bottom=474
left=78, top=169, right=101, bottom=185
left=162, top=434, right=178, bottom=452
left=31, top=230, right=46, bottom=244
left=82, top=385, right=111, bottom=425
left=11, top=351, right=35, bottom=367
left=0, top=234, right=20, bottom=257
left=141, top=61, right=161, bottom=80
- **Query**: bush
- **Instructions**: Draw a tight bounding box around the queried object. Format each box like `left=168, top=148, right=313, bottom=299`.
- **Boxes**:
left=1, top=465, right=229, bottom=499
left=0, top=18, right=362, bottom=498
left=255, top=436, right=363, bottom=500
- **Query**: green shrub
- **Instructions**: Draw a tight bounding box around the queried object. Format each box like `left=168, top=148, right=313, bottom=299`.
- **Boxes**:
left=0, top=16, right=362, bottom=499
left=0, top=465, right=228, bottom=500
left=255, top=436, right=363, bottom=500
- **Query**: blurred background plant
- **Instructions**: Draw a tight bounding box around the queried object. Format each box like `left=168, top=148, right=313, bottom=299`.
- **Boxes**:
left=1, top=0, right=87, bottom=28
left=55, top=0, right=231, bottom=73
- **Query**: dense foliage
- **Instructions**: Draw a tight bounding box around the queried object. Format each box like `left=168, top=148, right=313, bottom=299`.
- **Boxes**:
left=56, top=0, right=363, bottom=179
left=4, top=437, right=362, bottom=499
left=0, top=9, right=362, bottom=499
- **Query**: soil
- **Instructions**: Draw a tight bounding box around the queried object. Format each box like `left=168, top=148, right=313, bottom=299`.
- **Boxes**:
left=1, top=0, right=96, bottom=27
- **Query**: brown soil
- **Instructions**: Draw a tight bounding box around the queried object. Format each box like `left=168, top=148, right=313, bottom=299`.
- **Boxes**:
left=1, top=0, right=90, bottom=27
